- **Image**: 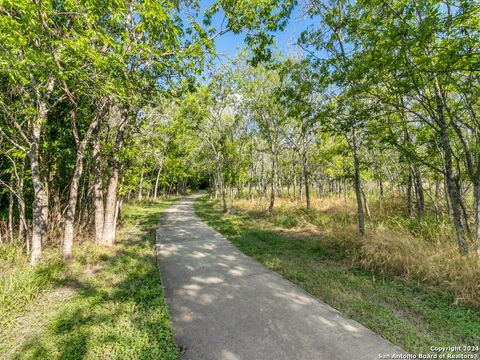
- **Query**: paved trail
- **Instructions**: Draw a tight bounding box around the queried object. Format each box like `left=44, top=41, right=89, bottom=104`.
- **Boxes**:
left=156, top=194, right=405, bottom=360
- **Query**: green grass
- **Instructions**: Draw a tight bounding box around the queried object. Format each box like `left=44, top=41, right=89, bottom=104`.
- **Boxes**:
left=195, top=196, right=480, bottom=354
left=0, top=200, right=179, bottom=360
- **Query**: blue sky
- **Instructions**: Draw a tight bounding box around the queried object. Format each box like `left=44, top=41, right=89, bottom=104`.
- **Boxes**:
left=201, top=2, right=313, bottom=60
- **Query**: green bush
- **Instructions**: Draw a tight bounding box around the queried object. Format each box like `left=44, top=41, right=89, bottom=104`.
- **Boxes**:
left=273, top=214, right=299, bottom=228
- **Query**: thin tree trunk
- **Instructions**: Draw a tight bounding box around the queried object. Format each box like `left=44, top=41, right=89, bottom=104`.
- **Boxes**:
left=63, top=152, right=87, bottom=258
left=154, top=166, right=162, bottom=199
left=138, top=168, right=144, bottom=202
left=103, top=106, right=129, bottom=246
left=29, top=121, right=48, bottom=264
left=361, top=188, right=371, bottom=217
left=63, top=100, right=105, bottom=258
left=303, top=154, right=310, bottom=209
left=17, top=158, right=27, bottom=245
left=260, top=155, right=266, bottom=197
left=114, top=197, right=122, bottom=228
left=444, top=176, right=451, bottom=215
left=215, top=156, right=227, bottom=212
left=93, top=131, right=105, bottom=243
left=299, top=165, right=303, bottom=203
left=413, top=168, right=425, bottom=221
left=292, top=162, right=297, bottom=202
left=459, top=190, right=472, bottom=237
left=434, top=80, right=469, bottom=255
left=8, top=174, right=14, bottom=242
left=351, top=125, right=365, bottom=236
left=474, top=179, right=480, bottom=256
left=277, top=159, right=283, bottom=197
left=248, top=166, right=253, bottom=201
left=407, top=171, right=413, bottom=217
left=269, top=152, right=275, bottom=211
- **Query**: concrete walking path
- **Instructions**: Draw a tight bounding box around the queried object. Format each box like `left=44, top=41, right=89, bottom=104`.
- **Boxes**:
left=156, top=194, right=405, bottom=360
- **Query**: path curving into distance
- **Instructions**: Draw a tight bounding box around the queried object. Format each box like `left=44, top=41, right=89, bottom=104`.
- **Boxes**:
left=156, top=194, right=405, bottom=360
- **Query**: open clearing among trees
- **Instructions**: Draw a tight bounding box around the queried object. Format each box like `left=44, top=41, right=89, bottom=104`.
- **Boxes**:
left=1, top=0, right=480, bottom=359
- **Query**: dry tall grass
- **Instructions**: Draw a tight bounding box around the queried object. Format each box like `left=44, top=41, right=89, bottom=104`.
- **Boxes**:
left=229, top=195, right=480, bottom=307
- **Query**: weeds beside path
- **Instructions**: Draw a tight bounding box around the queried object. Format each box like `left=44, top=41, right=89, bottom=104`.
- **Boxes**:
left=0, top=200, right=179, bottom=360
left=195, top=196, right=480, bottom=355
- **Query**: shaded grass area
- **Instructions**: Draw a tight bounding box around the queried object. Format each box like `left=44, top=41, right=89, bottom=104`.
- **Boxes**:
left=195, top=196, right=480, bottom=354
left=0, top=200, right=179, bottom=360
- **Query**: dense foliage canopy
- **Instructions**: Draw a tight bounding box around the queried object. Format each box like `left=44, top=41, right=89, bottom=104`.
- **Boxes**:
left=1, top=0, right=479, bottom=266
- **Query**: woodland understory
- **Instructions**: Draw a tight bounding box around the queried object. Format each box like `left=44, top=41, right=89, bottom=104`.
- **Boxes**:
left=0, top=0, right=479, bottom=319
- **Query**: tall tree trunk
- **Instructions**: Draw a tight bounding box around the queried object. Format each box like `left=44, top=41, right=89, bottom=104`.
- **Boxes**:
left=474, top=178, right=480, bottom=256
left=299, top=165, right=303, bottom=203
left=361, top=188, right=371, bottom=217
left=8, top=174, right=14, bottom=242
left=407, top=171, right=413, bottom=217
left=212, top=175, right=218, bottom=199
left=443, top=176, right=451, bottom=215
left=114, top=197, right=122, bottom=228
left=292, top=162, right=297, bottom=202
left=63, top=100, right=104, bottom=258
left=29, top=121, right=48, bottom=264
left=28, top=78, right=55, bottom=264
left=103, top=106, right=129, bottom=246
left=260, top=155, right=266, bottom=197
left=413, top=168, right=424, bottom=221
left=268, top=150, right=276, bottom=211
left=17, top=158, right=27, bottom=246
left=154, top=166, right=162, bottom=199
left=215, top=156, right=227, bottom=213
left=277, top=159, right=283, bottom=197
left=351, top=125, right=365, bottom=236
left=434, top=79, right=469, bottom=255
left=138, top=168, right=144, bottom=202
left=248, top=166, right=254, bottom=201
left=303, top=154, right=310, bottom=209
left=63, top=148, right=89, bottom=258
left=93, top=131, right=105, bottom=244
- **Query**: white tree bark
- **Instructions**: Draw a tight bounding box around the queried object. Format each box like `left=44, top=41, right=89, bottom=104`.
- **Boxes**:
left=102, top=106, right=129, bottom=246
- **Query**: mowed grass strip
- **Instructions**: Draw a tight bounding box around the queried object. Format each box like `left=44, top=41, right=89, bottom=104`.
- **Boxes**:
left=194, top=196, right=480, bottom=355
left=0, top=200, right=179, bottom=360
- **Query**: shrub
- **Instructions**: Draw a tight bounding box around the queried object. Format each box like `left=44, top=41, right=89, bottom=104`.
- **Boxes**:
left=272, top=214, right=299, bottom=228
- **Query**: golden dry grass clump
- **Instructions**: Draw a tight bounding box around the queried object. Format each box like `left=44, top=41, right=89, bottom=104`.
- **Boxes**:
left=360, top=228, right=480, bottom=306
left=230, top=195, right=480, bottom=308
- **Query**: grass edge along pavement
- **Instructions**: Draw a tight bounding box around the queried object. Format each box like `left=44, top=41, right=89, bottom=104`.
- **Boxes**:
left=194, top=196, right=480, bottom=356
left=0, top=199, right=180, bottom=360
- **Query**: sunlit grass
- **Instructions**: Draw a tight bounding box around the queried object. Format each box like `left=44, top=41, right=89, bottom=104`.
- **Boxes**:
left=0, top=199, right=179, bottom=360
